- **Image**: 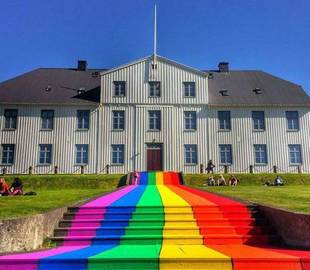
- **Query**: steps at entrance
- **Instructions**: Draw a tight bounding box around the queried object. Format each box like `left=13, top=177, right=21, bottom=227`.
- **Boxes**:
left=1, top=171, right=307, bottom=270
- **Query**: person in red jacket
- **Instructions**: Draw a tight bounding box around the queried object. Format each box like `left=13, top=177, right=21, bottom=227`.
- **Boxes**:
left=0, top=177, right=9, bottom=196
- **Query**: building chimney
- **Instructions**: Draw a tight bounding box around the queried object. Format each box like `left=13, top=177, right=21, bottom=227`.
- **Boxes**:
left=77, top=60, right=87, bottom=71
left=218, top=62, right=229, bottom=72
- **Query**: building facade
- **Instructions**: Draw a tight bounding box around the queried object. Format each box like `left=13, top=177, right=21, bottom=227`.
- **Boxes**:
left=0, top=56, right=309, bottom=174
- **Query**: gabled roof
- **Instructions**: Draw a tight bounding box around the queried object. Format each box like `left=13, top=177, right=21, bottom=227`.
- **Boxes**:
left=207, top=70, right=310, bottom=106
left=101, top=55, right=207, bottom=77
left=0, top=68, right=105, bottom=105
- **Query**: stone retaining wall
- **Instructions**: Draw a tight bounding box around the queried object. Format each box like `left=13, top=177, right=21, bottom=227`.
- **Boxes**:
left=258, top=205, right=310, bottom=248
left=0, top=207, right=67, bottom=254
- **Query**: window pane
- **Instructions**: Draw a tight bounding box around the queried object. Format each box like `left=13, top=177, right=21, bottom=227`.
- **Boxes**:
left=4, top=109, right=18, bottom=129
left=183, top=82, right=196, bottom=97
left=112, top=144, right=124, bottom=164
left=41, top=110, right=54, bottom=129
left=114, top=81, right=126, bottom=97
left=252, top=111, right=265, bottom=130
left=184, top=144, right=197, bottom=164
left=219, top=144, right=232, bottom=164
left=286, top=111, right=299, bottom=130
left=1, top=144, right=15, bottom=164
left=149, top=111, right=161, bottom=130
left=77, top=110, right=90, bottom=129
left=112, top=111, right=125, bottom=130
left=254, top=144, right=267, bottom=164
left=218, top=111, right=231, bottom=130
left=149, top=82, right=160, bottom=97
left=289, top=144, right=302, bottom=164
left=76, top=144, right=88, bottom=164
left=184, top=111, right=197, bottom=130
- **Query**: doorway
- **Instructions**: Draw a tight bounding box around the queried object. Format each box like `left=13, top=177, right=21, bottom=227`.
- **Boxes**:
left=146, top=143, right=163, bottom=171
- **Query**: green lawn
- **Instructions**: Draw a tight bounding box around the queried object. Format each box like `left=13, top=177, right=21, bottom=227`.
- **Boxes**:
left=193, top=185, right=310, bottom=214
left=0, top=174, right=126, bottom=219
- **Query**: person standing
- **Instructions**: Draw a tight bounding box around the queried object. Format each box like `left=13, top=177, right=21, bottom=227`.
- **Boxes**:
left=206, top=160, right=215, bottom=174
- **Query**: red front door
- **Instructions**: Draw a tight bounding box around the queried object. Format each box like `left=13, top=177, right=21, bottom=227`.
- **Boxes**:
left=147, top=144, right=163, bottom=171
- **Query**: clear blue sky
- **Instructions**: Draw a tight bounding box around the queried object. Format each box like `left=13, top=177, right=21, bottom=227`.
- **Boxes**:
left=1, top=0, right=309, bottom=93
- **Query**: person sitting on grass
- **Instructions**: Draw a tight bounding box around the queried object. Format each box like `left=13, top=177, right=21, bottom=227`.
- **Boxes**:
left=274, top=175, right=284, bottom=186
left=0, top=177, right=9, bottom=196
left=217, top=175, right=226, bottom=186
left=228, top=175, right=239, bottom=186
left=204, top=175, right=215, bottom=186
left=9, top=177, right=23, bottom=195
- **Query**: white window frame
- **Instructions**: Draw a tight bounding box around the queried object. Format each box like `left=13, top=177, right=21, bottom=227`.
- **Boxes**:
left=184, top=144, right=198, bottom=164
left=183, top=82, right=196, bottom=98
left=39, top=144, right=52, bottom=165
left=112, top=111, right=125, bottom=130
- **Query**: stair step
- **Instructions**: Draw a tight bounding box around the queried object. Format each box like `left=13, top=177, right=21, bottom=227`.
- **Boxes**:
left=51, top=234, right=205, bottom=245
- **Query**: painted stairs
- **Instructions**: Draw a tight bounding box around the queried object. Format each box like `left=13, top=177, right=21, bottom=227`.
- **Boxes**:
left=0, top=171, right=310, bottom=270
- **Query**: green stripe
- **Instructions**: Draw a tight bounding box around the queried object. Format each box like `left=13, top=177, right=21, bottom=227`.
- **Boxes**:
left=88, top=172, right=164, bottom=270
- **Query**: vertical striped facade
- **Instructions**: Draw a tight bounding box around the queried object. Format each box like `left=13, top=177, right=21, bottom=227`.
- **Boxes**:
left=0, top=56, right=309, bottom=174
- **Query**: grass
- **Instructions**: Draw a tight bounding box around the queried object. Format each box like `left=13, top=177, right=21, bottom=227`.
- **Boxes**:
left=0, top=174, right=126, bottom=219
left=184, top=174, right=310, bottom=213
left=1, top=173, right=310, bottom=219
left=195, top=186, right=310, bottom=214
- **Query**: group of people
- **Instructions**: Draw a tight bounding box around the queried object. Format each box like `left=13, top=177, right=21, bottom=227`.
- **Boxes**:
left=204, top=160, right=239, bottom=186
left=0, top=177, right=23, bottom=196
left=204, top=174, right=239, bottom=186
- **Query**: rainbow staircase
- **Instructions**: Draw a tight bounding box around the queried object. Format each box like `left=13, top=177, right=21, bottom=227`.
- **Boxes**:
left=0, top=171, right=310, bottom=270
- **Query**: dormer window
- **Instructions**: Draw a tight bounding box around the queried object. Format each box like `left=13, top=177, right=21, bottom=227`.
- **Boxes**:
left=219, top=89, right=229, bottom=96
left=113, top=81, right=126, bottom=97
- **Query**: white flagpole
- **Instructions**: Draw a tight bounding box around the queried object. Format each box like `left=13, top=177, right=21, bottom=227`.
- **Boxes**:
left=154, top=5, right=157, bottom=60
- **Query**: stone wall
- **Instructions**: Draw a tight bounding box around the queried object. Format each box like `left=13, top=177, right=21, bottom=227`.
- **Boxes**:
left=258, top=205, right=310, bottom=248
left=0, top=207, right=67, bottom=254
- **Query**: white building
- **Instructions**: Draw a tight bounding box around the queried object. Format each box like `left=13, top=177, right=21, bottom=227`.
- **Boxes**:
left=0, top=55, right=309, bottom=174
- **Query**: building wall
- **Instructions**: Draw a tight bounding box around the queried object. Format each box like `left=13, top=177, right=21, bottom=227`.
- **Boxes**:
left=98, top=105, right=209, bottom=174
left=208, top=106, right=310, bottom=173
left=0, top=105, right=99, bottom=174
left=100, top=57, right=209, bottom=105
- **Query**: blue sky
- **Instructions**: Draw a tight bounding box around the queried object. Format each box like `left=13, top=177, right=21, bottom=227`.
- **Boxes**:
left=1, top=0, right=309, bottom=93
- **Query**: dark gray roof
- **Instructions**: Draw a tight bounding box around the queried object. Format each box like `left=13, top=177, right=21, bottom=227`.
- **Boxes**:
left=0, top=68, right=104, bottom=105
left=208, top=70, right=310, bottom=106
left=0, top=66, right=309, bottom=106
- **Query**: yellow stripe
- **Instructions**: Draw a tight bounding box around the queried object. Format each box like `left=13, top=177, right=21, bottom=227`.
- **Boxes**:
left=156, top=172, right=232, bottom=270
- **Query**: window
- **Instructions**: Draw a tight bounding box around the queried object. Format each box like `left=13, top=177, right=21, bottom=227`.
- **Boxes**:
left=184, top=144, right=197, bottom=164
left=149, top=81, right=161, bottom=97
left=183, top=82, right=196, bottom=97
left=148, top=111, right=161, bottom=130
left=41, top=110, right=54, bottom=130
left=4, top=109, right=18, bottom=129
left=113, top=81, right=126, bottom=97
left=286, top=111, right=299, bottom=130
left=254, top=144, right=267, bottom=164
left=39, top=144, right=52, bottom=165
left=112, top=144, right=124, bottom=164
left=252, top=111, right=265, bottom=130
left=219, top=144, right=232, bottom=164
left=1, top=144, right=15, bottom=164
left=112, top=111, right=125, bottom=130
left=288, top=144, right=302, bottom=164
left=77, top=110, right=90, bottom=129
left=218, top=111, right=231, bottom=130
left=76, top=144, right=88, bottom=164
left=184, top=111, right=197, bottom=130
